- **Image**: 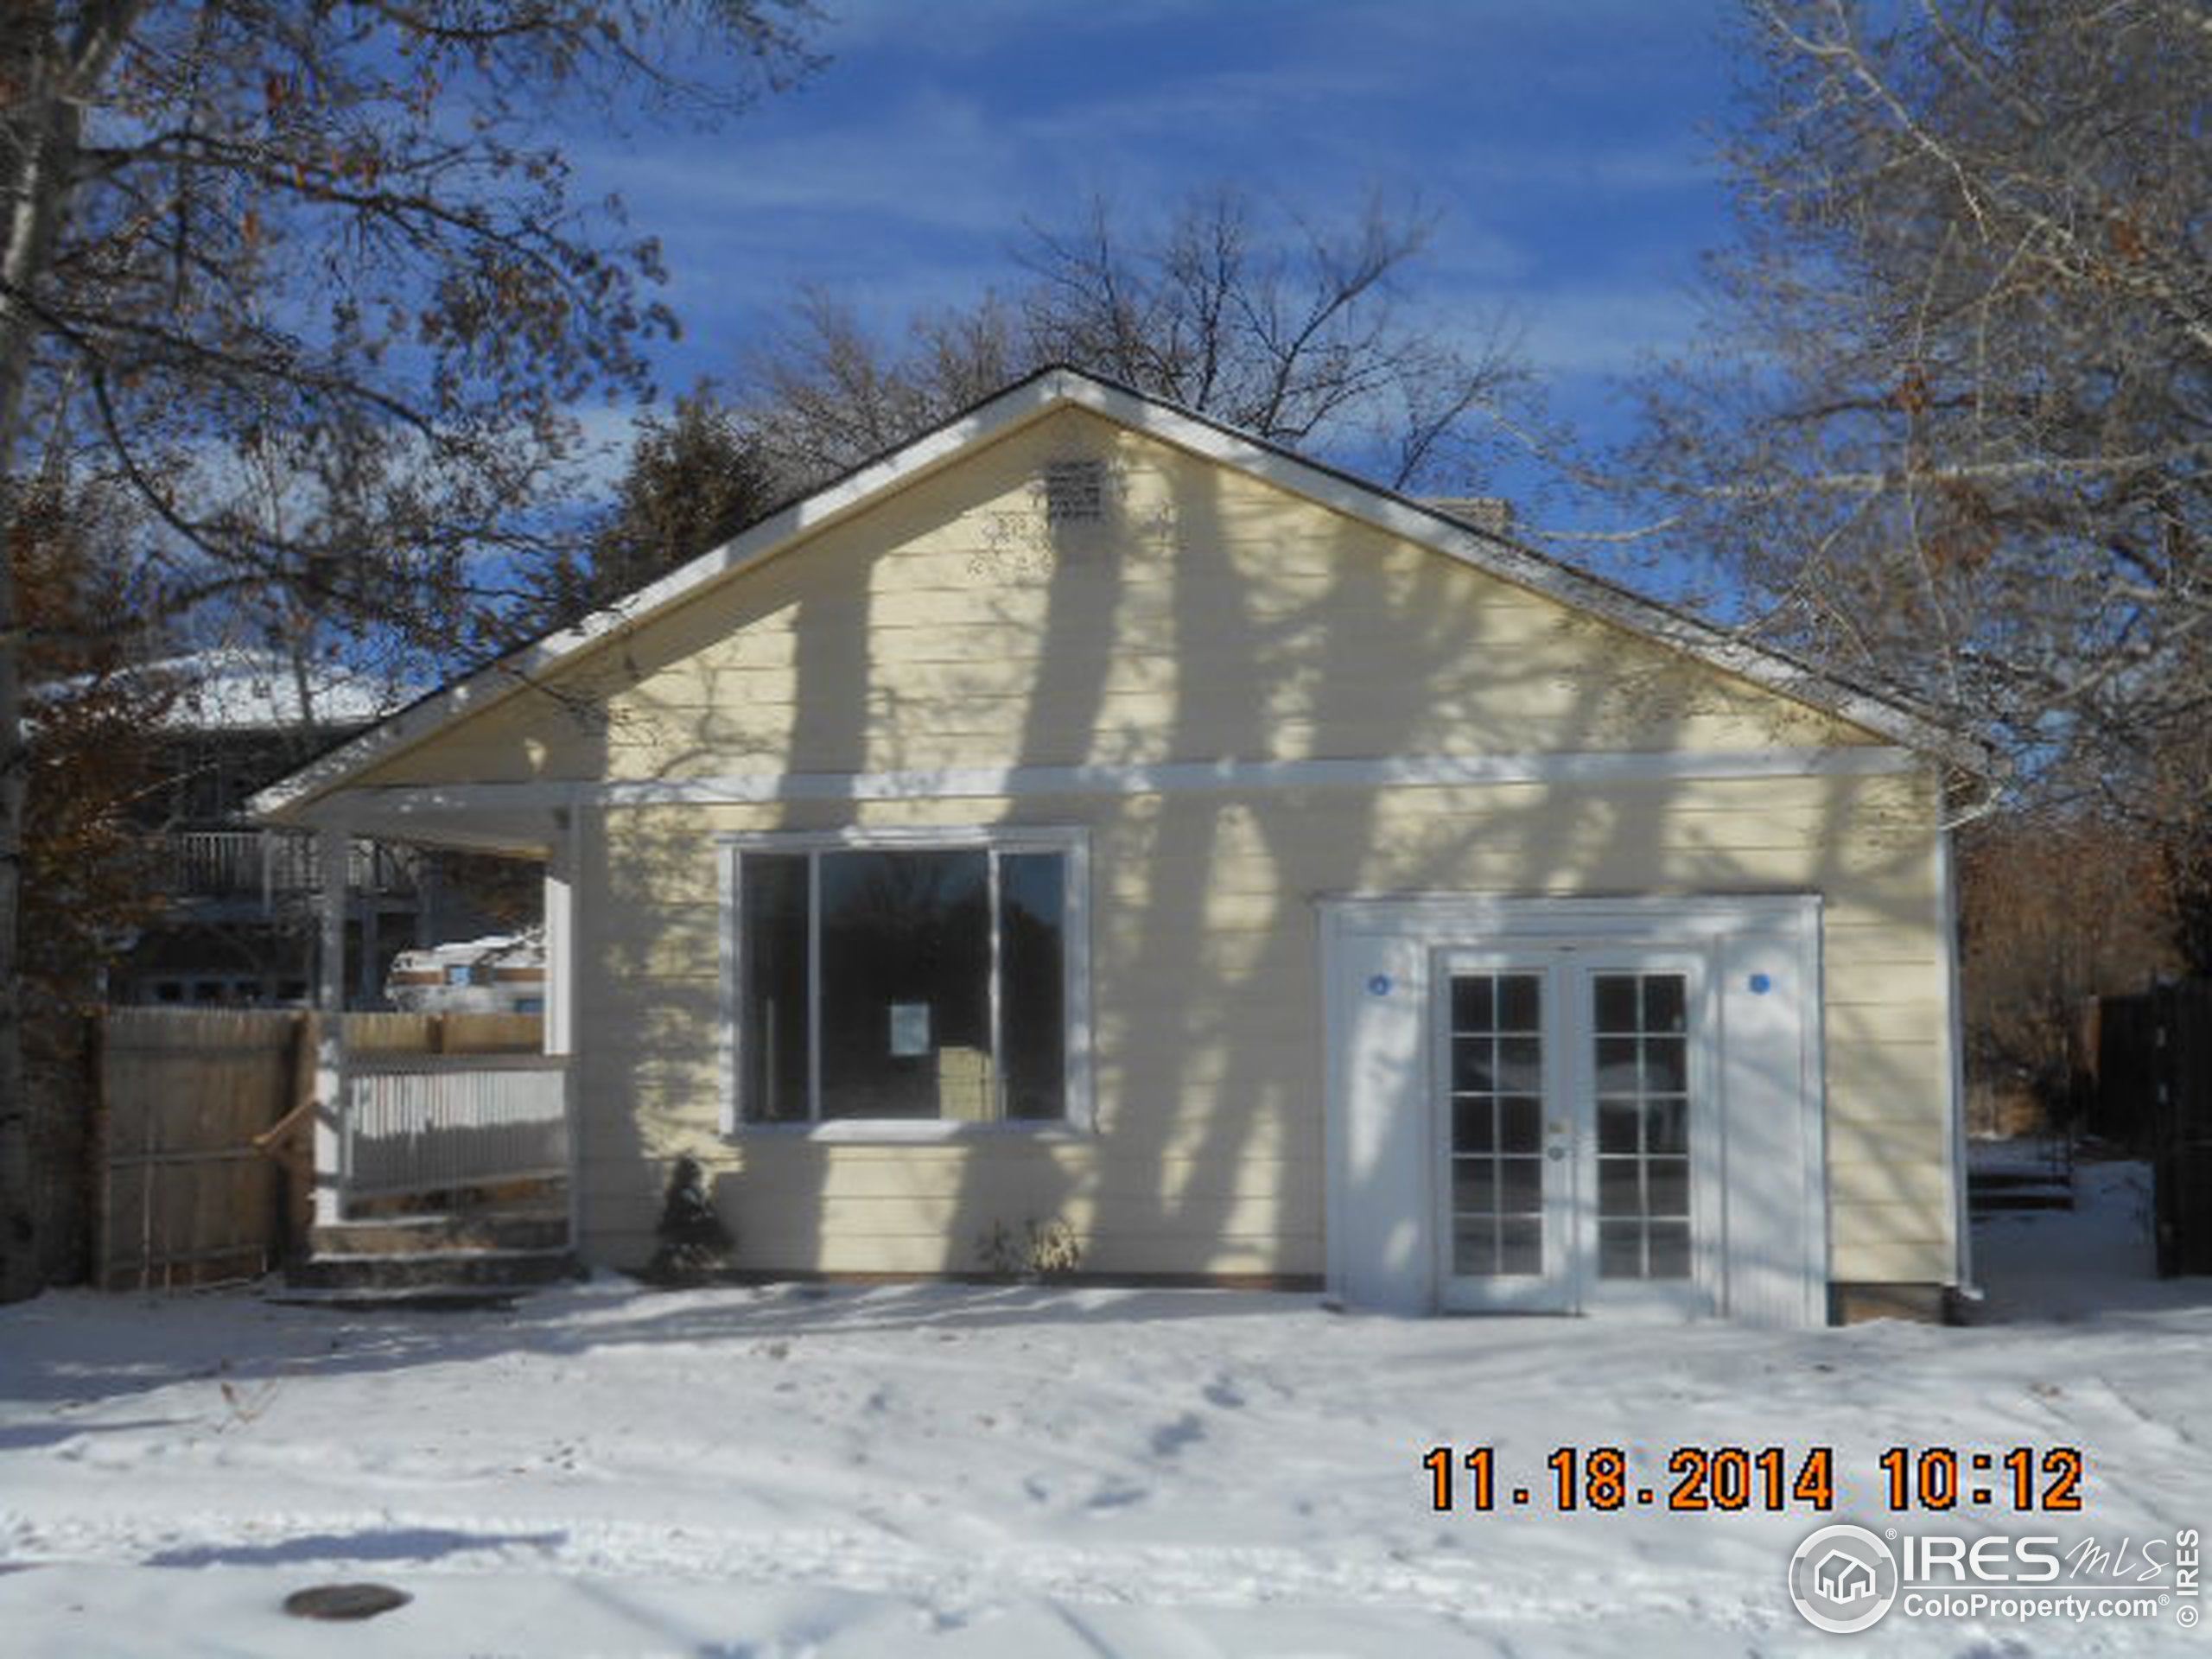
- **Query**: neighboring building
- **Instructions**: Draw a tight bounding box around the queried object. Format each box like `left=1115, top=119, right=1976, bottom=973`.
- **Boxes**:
left=114, top=648, right=456, bottom=1007
left=255, top=366, right=1991, bottom=1323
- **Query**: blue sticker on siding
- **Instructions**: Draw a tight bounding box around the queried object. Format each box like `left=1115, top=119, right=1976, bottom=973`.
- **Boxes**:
left=1748, top=973, right=1773, bottom=995
left=1367, top=974, right=1393, bottom=997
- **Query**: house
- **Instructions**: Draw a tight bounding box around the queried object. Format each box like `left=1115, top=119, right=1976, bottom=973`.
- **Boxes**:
left=114, top=647, right=444, bottom=1007
left=252, top=366, right=1989, bottom=1324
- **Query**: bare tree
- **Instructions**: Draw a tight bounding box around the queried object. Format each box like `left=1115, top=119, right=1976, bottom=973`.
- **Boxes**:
left=1619, top=0, right=2212, bottom=957
left=738, top=187, right=1532, bottom=497
left=0, top=1, right=819, bottom=1300
left=1958, top=804, right=2181, bottom=1128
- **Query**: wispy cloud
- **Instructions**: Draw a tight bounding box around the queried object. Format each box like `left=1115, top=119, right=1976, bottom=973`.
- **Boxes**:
left=559, top=0, right=1739, bottom=463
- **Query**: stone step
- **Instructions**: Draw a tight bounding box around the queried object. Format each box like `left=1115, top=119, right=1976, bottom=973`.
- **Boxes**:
left=311, top=1210, right=569, bottom=1256
left=286, top=1248, right=581, bottom=1293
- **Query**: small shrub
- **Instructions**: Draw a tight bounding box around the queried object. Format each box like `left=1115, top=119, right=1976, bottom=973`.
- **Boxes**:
left=976, top=1216, right=1083, bottom=1281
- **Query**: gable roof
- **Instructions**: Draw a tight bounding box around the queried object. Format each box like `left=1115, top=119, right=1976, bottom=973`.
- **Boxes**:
left=254, top=364, right=1990, bottom=818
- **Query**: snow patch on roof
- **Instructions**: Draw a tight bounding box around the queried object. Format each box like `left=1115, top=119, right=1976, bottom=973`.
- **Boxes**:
left=151, top=647, right=421, bottom=732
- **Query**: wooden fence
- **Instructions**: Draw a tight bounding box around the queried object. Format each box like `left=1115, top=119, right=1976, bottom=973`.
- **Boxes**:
left=2094, top=980, right=2212, bottom=1276
left=92, top=1007, right=543, bottom=1291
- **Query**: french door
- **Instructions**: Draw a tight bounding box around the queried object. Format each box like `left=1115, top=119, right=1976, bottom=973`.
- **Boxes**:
left=1435, top=946, right=1715, bottom=1314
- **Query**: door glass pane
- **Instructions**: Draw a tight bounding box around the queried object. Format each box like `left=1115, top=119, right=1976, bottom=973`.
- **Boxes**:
left=1454, top=1096, right=1496, bottom=1153
left=1598, top=1158, right=1641, bottom=1217
left=1597, top=1099, right=1639, bottom=1154
left=1452, top=1158, right=1497, bottom=1214
left=1498, top=974, right=1541, bottom=1033
left=1648, top=1157, right=1690, bottom=1219
left=1452, top=1037, right=1497, bottom=1092
left=1455, top=1221, right=1499, bottom=1277
left=1594, top=976, right=1637, bottom=1032
left=819, top=849, right=990, bottom=1118
left=1498, top=1157, right=1543, bottom=1215
left=1452, top=976, right=1493, bottom=1032
left=1447, top=972, right=1544, bottom=1279
left=1599, top=1220, right=1643, bottom=1279
left=1497, top=1037, right=1542, bottom=1092
left=1498, top=1218, right=1541, bottom=1274
left=1642, top=1037, right=1688, bottom=1095
left=1591, top=971, right=1693, bottom=1281
left=1498, top=1096, right=1542, bottom=1154
left=1594, top=1038, right=1640, bottom=1096
left=1649, top=1222, right=1692, bottom=1279
left=740, top=855, right=810, bottom=1122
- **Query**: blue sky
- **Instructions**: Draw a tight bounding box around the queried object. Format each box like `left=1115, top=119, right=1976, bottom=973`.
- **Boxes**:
left=571, top=0, right=1745, bottom=531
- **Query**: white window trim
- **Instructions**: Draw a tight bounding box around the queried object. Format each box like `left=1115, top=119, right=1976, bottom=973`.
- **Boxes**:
left=717, top=824, right=1093, bottom=1140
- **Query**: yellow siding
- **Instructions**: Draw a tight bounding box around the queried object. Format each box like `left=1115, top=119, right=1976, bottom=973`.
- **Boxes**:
left=568, top=767, right=1953, bottom=1286
left=343, top=404, right=1956, bottom=1290
left=346, top=407, right=1872, bottom=792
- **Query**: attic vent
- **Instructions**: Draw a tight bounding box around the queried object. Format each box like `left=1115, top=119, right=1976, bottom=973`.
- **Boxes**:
left=1042, top=459, right=1106, bottom=523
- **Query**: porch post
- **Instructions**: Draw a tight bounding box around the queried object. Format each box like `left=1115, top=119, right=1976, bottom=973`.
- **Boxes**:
left=354, top=837, right=378, bottom=1011
left=543, top=808, right=575, bottom=1058
left=547, top=802, right=582, bottom=1255
left=312, top=821, right=349, bottom=1229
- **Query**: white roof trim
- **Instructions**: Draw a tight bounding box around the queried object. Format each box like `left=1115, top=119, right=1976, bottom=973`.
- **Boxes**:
left=295, top=747, right=1924, bottom=836
left=254, top=366, right=1986, bottom=820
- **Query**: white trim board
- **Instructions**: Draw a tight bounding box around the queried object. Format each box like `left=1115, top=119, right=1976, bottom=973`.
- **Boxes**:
left=296, top=745, right=1924, bottom=825
left=252, top=365, right=1990, bottom=823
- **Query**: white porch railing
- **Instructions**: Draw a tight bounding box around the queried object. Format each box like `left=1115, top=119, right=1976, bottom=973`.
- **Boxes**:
left=341, top=1053, right=569, bottom=1203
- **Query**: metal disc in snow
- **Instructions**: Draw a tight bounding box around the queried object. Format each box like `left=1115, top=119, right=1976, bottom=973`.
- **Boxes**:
left=282, top=1583, right=412, bottom=1621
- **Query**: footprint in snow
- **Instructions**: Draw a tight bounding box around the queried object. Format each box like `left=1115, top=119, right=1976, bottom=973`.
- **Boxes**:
left=1149, top=1412, right=1205, bottom=1459
left=1203, top=1376, right=1245, bottom=1409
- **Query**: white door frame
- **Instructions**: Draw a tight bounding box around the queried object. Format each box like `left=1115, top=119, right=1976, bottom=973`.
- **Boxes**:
left=1320, top=893, right=1827, bottom=1325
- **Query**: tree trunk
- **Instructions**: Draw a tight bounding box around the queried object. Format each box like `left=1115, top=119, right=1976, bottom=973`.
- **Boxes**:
left=0, top=9, right=111, bottom=1301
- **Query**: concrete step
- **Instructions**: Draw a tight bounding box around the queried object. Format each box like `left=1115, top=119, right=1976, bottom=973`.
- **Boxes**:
left=311, top=1210, right=569, bottom=1256
left=1971, top=1170, right=2073, bottom=1190
left=259, top=1284, right=532, bottom=1313
left=1972, top=1189, right=2075, bottom=1212
left=286, top=1247, right=581, bottom=1293
left=1969, top=1168, right=2075, bottom=1213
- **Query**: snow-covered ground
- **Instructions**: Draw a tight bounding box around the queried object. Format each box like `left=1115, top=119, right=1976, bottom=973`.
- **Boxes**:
left=3, top=1162, right=2209, bottom=1656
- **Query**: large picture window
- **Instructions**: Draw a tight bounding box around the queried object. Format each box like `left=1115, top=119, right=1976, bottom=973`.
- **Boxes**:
left=725, top=832, right=1084, bottom=1127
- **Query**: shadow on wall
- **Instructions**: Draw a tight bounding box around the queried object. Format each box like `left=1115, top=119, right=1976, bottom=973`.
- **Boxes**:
left=546, top=404, right=1959, bottom=1294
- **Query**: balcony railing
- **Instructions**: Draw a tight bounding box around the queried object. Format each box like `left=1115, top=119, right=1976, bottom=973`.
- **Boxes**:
left=165, top=830, right=419, bottom=901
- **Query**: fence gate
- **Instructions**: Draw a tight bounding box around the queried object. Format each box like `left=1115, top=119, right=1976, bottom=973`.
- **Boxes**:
left=95, top=1008, right=303, bottom=1290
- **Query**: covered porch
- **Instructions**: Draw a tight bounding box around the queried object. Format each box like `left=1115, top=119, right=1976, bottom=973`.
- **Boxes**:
left=294, top=789, right=581, bottom=1279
